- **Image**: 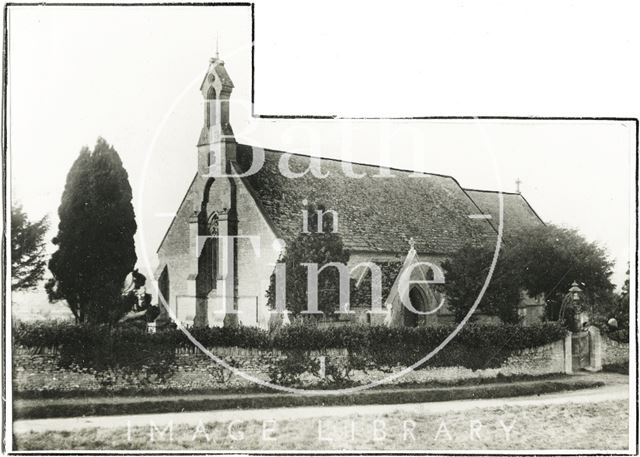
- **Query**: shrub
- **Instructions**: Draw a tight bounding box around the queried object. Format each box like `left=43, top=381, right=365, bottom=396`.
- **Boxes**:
left=323, top=353, right=370, bottom=386
left=208, top=356, right=246, bottom=384
left=605, top=329, right=629, bottom=344
left=13, top=320, right=80, bottom=351
left=267, top=351, right=320, bottom=387
left=56, top=325, right=177, bottom=387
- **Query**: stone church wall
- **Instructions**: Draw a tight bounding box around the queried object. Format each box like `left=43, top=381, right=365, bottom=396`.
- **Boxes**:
left=157, top=176, right=200, bottom=322
left=234, top=175, right=280, bottom=328
left=156, top=171, right=280, bottom=328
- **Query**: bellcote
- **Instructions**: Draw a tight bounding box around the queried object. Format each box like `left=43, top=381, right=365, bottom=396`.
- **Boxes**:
left=197, top=56, right=235, bottom=146
left=197, top=52, right=237, bottom=176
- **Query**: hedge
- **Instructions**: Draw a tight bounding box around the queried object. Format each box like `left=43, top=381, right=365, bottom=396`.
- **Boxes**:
left=13, top=323, right=565, bottom=355
left=13, top=321, right=566, bottom=354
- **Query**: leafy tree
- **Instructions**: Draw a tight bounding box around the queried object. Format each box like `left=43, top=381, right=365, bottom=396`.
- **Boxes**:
left=615, top=268, right=630, bottom=327
left=46, top=138, right=137, bottom=324
left=441, top=223, right=615, bottom=325
left=11, top=203, right=48, bottom=291
left=509, top=224, right=614, bottom=321
left=596, top=267, right=629, bottom=330
left=267, top=204, right=350, bottom=316
left=442, top=242, right=522, bottom=324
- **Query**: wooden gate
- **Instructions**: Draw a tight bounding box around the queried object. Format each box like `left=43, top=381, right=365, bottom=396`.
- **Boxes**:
left=571, top=331, right=590, bottom=371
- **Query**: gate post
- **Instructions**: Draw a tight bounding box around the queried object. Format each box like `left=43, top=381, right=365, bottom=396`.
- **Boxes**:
left=564, top=332, right=573, bottom=374
left=587, top=326, right=603, bottom=371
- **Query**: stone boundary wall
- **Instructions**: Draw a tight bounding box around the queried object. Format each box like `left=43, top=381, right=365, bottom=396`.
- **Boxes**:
left=13, top=340, right=570, bottom=393
left=601, top=335, right=629, bottom=367
left=497, top=339, right=568, bottom=376
left=174, top=347, right=348, bottom=357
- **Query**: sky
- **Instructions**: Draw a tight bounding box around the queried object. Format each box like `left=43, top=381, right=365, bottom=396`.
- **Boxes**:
left=7, top=2, right=637, bottom=311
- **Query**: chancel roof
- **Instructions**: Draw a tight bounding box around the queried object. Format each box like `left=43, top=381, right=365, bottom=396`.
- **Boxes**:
left=463, top=189, right=544, bottom=237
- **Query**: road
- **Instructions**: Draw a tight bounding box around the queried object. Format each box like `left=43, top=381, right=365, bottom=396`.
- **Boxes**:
left=13, top=374, right=630, bottom=434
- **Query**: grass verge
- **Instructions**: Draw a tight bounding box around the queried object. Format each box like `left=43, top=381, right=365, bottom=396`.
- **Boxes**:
left=14, top=377, right=603, bottom=420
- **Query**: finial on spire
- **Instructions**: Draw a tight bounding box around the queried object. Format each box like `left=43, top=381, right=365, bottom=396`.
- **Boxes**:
left=408, top=237, right=415, bottom=251
left=515, top=178, right=522, bottom=194
left=215, top=32, right=220, bottom=59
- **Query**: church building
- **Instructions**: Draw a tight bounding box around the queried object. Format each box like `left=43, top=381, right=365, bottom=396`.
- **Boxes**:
left=154, top=52, right=545, bottom=329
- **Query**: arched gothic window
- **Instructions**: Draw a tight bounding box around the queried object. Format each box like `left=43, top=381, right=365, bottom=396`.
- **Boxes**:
left=205, top=86, right=217, bottom=127
left=201, top=212, right=218, bottom=292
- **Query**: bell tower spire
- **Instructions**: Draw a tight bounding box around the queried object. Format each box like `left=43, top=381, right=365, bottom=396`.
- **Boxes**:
left=197, top=42, right=236, bottom=176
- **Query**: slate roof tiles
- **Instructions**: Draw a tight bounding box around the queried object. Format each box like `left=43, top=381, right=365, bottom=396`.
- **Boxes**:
left=236, top=145, right=504, bottom=255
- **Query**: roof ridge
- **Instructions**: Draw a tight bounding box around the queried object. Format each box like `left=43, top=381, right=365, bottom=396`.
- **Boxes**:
left=237, top=143, right=461, bottom=181
left=464, top=187, right=521, bottom=196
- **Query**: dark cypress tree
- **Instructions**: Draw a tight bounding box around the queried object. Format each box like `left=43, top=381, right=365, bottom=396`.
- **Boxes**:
left=47, top=138, right=137, bottom=324
left=46, top=148, right=93, bottom=322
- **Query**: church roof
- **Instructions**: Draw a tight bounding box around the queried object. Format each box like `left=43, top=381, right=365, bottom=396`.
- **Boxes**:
left=463, top=189, right=545, bottom=236
left=235, top=145, right=499, bottom=255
